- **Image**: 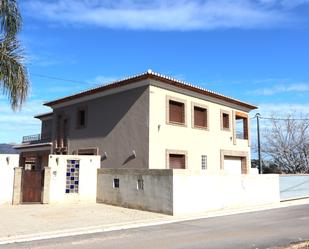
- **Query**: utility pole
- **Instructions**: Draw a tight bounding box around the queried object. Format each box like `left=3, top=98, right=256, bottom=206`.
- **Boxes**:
left=255, top=113, right=262, bottom=174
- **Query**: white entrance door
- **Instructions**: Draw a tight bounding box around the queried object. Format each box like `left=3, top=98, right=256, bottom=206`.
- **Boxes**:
left=224, top=156, right=242, bottom=175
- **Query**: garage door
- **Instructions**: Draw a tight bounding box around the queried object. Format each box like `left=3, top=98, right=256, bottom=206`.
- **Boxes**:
left=224, top=156, right=242, bottom=175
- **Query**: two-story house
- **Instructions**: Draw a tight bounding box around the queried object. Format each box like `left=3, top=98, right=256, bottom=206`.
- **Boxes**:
left=15, top=70, right=257, bottom=174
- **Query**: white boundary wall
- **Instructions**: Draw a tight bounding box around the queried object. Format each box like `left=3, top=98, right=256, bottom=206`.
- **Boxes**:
left=280, top=175, right=309, bottom=201
left=97, top=169, right=280, bottom=215
left=48, top=155, right=100, bottom=203
left=173, top=172, right=279, bottom=214
left=0, top=154, right=19, bottom=204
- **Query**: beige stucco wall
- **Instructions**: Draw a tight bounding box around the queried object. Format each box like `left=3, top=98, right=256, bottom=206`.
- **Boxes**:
left=148, top=84, right=251, bottom=173
left=48, top=155, right=100, bottom=203
left=0, top=154, right=19, bottom=204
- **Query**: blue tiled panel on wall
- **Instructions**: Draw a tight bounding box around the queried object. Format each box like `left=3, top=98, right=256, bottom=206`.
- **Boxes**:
left=65, top=160, right=80, bottom=194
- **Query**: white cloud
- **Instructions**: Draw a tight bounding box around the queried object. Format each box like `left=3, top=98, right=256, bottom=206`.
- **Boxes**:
left=21, top=0, right=304, bottom=31
left=248, top=83, right=309, bottom=95
left=0, top=72, right=119, bottom=143
left=0, top=99, right=51, bottom=143
left=251, top=102, right=309, bottom=117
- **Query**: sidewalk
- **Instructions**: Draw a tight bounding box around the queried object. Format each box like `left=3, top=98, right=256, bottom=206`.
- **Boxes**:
left=1, top=198, right=309, bottom=245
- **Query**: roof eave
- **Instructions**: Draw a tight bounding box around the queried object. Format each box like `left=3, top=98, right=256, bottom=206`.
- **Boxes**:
left=147, top=74, right=258, bottom=110
left=44, top=73, right=149, bottom=107
left=43, top=72, right=258, bottom=110
left=34, top=112, right=54, bottom=119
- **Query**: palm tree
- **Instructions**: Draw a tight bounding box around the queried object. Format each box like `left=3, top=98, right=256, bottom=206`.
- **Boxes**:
left=0, top=0, right=29, bottom=110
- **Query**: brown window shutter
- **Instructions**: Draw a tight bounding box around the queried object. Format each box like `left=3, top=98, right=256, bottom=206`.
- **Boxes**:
left=169, top=100, right=185, bottom=124
left=223, top=113, right=229, bottom=129
left=194, top=106, right=207, bottom=127
left=169, top=154, right=186, bottom=169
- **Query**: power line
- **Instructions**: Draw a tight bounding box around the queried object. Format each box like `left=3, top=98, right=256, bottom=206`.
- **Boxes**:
left=260, top=116, right=309, bottom=121
left=250, top=116, right=309, bottom=121
left=30, top=73, right=101, bottom=87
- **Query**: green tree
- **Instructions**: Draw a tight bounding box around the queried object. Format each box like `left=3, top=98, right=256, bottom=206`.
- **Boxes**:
left=0, top=0, right=29, bottom=110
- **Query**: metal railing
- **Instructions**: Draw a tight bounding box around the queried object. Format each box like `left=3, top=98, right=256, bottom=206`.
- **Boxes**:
left=236, top=132, right=245, bottom=139
left=22, top=132, right=52, bottom=144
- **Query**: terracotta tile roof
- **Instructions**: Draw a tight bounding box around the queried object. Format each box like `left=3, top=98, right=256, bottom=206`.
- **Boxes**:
left=44, top=70, right=257, bottom=110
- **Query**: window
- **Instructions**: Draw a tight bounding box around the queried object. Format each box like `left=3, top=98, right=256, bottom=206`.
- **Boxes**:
left=193, top=106, right=208, bottom=128
left=65, top=160, right=80, bottom=194
left=236, top=113, right=248, bottom=139
left=113, top=178, right=120, bottom=188
left=169, top=100, right=185, bottom=124
left=56, top=115, right=62, bottom=148
left=169, top=153, right=186, bottom=169
left=137, top=179, right=144, bottom=190
left=222, top=111, right=230, bottom=130
left=201, top=155, right=207, bottom=170
left=77, top=148, right=99, bottom=155
left=76, top=108, right=87, bottom=128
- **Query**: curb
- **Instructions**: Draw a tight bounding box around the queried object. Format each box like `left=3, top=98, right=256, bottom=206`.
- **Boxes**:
left=1, top=199, right=309, bottom=245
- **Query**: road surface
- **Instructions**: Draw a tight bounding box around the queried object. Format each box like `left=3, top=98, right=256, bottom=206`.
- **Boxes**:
left=4, top=204, right=309, bottom=249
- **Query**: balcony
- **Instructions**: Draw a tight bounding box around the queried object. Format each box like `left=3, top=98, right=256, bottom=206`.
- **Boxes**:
left=236, top=131, right=246, bottom=140
left=22, top=132, right=52, bottom=144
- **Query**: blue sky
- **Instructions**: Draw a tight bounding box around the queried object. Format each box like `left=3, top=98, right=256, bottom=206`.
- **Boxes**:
left=1, top=0, right=309, bottom=144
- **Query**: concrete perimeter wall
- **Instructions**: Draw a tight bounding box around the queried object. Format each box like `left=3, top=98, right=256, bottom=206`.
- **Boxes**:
left=173, top=172, right=279, bottom=214
left=48, top=155, right=100, bottom=203
left=280, top=175, right=309, bottom=201
left=97, top=169, right=173, bottom=214
left=0, top=154, right=19, bottom=204
left=97, top=169, right=280, bottom=215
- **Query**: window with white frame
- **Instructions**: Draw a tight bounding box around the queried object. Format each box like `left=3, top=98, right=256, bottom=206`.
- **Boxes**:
left=201, top=155, right=207, bottom=170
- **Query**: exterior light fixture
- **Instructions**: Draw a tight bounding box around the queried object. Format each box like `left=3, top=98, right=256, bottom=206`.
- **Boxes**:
left=101, top=152, right=108, bottom=161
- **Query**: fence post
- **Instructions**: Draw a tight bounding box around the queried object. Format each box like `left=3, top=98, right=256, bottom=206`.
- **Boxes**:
left=42, top=167, right=51, bottom=204
left=12, top=167, right=23, bottom=205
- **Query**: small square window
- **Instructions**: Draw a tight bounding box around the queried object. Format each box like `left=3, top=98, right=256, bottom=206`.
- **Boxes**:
left=113, top=178, right=120, bottom=188
left=222, top=112, right=230, bottom=130
left=201, top=155, right=207, bottom=170
left=137, top=179, right=144, bottom=190
left=76, top=108, right=87, bottom=128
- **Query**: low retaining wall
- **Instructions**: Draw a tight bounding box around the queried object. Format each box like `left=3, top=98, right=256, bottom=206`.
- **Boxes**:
left=0, top=154, right=19, bottom=204
left=97, top=169, right=280, bottom=215
left=97, top=169, right=173, bottom=214
left=48, top=155, right=101, bottom=203
left=280, top=175, right=309, bottom=201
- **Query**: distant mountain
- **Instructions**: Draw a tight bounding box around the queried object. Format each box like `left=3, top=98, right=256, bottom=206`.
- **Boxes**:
left=0, top=144, right=18, bottom=154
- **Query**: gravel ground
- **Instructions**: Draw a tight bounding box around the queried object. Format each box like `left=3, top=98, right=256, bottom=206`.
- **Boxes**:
left=276, top=241, right=309, bottom=249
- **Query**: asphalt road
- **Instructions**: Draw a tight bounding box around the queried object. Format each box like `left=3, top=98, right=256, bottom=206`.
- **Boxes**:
left=3, top=204, right=309, bottom=249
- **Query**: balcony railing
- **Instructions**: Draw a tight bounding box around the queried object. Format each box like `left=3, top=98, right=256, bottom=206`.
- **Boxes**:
left=22, top=132, right=52, bottom=144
